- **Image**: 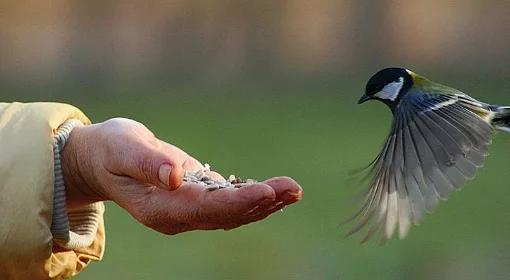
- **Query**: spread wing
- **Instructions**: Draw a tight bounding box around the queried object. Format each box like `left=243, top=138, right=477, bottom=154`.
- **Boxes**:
left=348, top=90, right=494, bottom=243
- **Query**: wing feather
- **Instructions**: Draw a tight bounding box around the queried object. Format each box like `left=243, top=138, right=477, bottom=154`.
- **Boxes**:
left=349, top=90, right=495, bottom=242
left=401, top=109, right=427, bottom=220
left=407, top=111, right=455, bottom=199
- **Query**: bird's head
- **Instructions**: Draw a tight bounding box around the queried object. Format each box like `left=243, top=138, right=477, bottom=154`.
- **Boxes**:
left=358, top=67, right=414, bottom=108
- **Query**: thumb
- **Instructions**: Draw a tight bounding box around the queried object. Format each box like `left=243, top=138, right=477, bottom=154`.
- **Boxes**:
left=124, top=148, right=186, bottom=191
left=157, top=163, right=185, bottom=190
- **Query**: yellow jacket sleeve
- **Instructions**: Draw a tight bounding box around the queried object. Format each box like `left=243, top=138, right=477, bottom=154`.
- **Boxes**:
left=0, top=102, right=105, bottom=279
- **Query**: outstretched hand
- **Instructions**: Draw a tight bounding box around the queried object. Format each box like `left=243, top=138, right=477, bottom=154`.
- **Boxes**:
left=61, top=118, right=303, bottom=234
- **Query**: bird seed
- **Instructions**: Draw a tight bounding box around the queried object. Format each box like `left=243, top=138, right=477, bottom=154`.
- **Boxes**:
left=183, top=163, right=255, bottom=191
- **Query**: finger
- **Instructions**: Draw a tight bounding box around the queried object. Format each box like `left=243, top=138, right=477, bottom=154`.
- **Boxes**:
left=166, top=163, right=185, bottom=190
left=263, top=176, right=303, bottom=204
left=239, top=179, right=301, bottom=224
left=175, top=183, right=278, bottom=231
left=123, top=139, right=189, bottom=191
left=172, top=150, right=225, bottom=181
left=191, top=178, right=302, bottom=229
left=158, top=141, right=204, bottom=172
left=132, top=182, right=276, bottom=234
left=158, top=142, right=213, bottom=188
left=229, top=177, right=303, bottom=227
left=224, top=202, right=287, bottom=231
left=201, top=185, right=295, bottom=231
left=192, top=179, right=301, bottom=230
left=182, top=156, right=204, bottom=171
left=147, top=149, right=187, bottom=191
left=179, top=153, right=224, bottom=181
left=196, top=183, right=277, bottom=223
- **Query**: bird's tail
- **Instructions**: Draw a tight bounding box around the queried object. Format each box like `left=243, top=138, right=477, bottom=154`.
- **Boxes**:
left=492, top=106, right=510, bottom=132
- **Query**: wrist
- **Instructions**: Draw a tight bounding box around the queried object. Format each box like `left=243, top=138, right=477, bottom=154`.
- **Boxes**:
left=61, top=124, right=108, bottom=207
left=52, top=119, right=107, bottom=248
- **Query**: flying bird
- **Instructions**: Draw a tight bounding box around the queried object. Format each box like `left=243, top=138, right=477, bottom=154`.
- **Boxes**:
left=349, top=67, right=510, bottom=243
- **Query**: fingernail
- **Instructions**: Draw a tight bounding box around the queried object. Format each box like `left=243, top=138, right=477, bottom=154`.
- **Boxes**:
left=282, top=190, right=303, bottom=202
left=158, top=164, right=172, bottom=186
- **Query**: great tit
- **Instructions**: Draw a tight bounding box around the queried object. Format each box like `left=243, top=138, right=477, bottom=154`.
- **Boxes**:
left=349, top=67, right=510, bottom=243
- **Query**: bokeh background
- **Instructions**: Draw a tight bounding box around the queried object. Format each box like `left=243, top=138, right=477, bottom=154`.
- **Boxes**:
left=2, top=1, right=510, bottom=279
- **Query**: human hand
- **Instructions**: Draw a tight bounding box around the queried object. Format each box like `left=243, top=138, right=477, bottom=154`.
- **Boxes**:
left=61, top=118, right=303, bottom=234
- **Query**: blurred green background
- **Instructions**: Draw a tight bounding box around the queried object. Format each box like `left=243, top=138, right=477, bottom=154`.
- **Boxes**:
left=2, top=1, right=510, bottom=279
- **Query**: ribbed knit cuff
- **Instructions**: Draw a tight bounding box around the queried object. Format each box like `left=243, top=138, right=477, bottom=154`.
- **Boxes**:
left=52, top=119, right=104, bottom=249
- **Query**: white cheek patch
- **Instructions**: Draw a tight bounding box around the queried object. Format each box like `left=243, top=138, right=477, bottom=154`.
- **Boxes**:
left=375, top=77, right=404, bottom=101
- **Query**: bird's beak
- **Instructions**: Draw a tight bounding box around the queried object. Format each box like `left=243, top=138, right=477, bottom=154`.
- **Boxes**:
left=357, top=94, right=371, bottom=104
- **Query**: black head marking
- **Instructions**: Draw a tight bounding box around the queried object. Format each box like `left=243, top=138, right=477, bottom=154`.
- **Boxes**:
left=360, top=67, right=414, bottom=108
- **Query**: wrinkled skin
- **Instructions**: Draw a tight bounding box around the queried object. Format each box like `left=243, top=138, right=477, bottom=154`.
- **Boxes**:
left=61, top=118, right=303, bottom=235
